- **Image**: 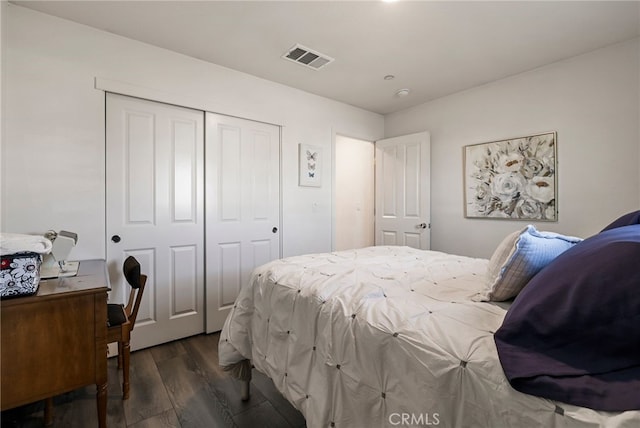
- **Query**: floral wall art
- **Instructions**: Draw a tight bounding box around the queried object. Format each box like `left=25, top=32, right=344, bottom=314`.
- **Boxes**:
left=463, top=132, right=557, bottom=220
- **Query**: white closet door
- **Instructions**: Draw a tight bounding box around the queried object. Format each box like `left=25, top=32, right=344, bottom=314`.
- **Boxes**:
left=375, top=132, right=431, bottom=250
left=106, top=93, right=205, bottom=350
left=205, top=113, right=281, bottom=333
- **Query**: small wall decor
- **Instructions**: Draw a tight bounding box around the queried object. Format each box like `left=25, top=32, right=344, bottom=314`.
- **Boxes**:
left=299, top=144, right=322, bottom=187
left=463, top=131, right=557, bottom=221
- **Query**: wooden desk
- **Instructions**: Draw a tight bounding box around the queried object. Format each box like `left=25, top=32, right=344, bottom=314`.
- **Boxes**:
left=1, top=260, right=109, bottom=428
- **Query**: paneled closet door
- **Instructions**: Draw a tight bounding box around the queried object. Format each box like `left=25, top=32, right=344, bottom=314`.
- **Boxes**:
left=106, top=93, right=205, bottom=350
left=205, top=113, right=281, bottom=333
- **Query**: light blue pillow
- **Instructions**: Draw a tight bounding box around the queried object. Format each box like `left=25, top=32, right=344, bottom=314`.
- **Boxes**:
left=481, top=225, right=582, bottom=301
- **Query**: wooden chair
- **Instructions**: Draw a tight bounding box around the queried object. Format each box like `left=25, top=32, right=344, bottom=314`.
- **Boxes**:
left=107, top=256, right=147, bottom=399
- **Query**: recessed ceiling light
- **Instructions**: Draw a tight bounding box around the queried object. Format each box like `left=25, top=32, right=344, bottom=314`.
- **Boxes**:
left=384, top=75, right=395, bottom=80
left=396, top=88, right=410, bottom=97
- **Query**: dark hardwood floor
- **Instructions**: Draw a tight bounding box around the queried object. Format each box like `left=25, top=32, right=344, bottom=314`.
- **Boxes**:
left=1, top=333, right=306, bottom=428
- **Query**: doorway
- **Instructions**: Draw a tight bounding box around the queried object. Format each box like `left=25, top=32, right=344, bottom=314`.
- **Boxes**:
left=334, top=135, right=375, bottom=251
left=334, top=131, right=431, bottom=252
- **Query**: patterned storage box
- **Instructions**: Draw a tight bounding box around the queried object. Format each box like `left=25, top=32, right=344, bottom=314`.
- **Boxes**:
left=0, top=252, right=43, bottom=299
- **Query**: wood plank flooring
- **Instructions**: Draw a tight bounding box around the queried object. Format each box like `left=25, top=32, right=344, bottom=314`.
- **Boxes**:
left=1, top=333, right=306, bottom=428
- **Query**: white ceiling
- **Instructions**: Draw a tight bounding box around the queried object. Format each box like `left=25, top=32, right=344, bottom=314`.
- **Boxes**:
left=12, top=0, right=640, bottom=115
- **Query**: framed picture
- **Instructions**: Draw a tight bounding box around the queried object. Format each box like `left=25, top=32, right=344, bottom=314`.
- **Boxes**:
left=299, top=144, right=322, bottom=187
left=463, top=131, right=557, bottom=221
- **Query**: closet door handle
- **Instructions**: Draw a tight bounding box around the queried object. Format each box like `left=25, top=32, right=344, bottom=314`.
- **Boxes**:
left=272, top=227, right=278, bottom=234
left=111, top=235, right=121, bottom=243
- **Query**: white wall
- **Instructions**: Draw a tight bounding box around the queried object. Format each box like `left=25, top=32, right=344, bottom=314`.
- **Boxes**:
left=0, top=1, right=6, bottom=230
left=385, top=38, right=640, bottom=258
left=1, top=4, right=384, bottom=259
left=335, top=135, right=375, bottom=250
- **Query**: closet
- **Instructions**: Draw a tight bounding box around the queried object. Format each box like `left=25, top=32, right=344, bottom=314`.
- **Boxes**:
left=106, top=94, right=280, bottom=349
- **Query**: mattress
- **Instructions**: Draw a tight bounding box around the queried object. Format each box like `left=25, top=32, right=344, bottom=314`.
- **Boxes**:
left=219, top=246, right=640, bottom=427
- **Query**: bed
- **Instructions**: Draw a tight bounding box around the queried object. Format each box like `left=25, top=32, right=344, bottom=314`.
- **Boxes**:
left=218, top=214, right=640, bottom=427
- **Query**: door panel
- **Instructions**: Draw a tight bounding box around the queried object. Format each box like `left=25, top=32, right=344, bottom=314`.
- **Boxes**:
left=219, top=242, right=241, bottom=308
left=106, top=93, right=205, bottom=350
left=382, top=231, right=397, bottom=246
left=172, top=120, right=198, bottom=223
left=404, top=233, right=422, bottom=249
left=170, top=245, right=198, bottom=317
left=381, top=145, right=398, bottom=217
left=375, top=132, right=431, bottom=250
left=206, top=113, right=281, bottom=333
left=125, top=111, right=155, bottom=224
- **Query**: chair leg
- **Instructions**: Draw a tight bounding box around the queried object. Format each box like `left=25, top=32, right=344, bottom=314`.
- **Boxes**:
left=44, top=397, right=53, bottom=426
left=122, top=340, right=130, bottom=400
left=117, top=341, right=123, bottom=370
left=240, top=380, right=250, bottom=401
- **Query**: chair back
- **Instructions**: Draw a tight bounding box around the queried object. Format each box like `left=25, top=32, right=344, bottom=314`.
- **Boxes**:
left=123, top=256, right=142, bottom=289
left=122, top=256, right=147, bottom=331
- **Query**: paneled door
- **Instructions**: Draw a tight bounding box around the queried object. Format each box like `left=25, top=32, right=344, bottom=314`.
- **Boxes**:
left=106, top=93, right=205, bottom=350
left=375, top=132, right=431, bottom=249
left=205, top=113, right=280, bottom=333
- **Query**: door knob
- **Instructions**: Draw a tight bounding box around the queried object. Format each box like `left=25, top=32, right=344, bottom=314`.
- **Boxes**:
left=111, top=235, right=121, bottom=243
left=417, top=223, right=428, bottom=229
left=272, top=227, right=278, bottom=234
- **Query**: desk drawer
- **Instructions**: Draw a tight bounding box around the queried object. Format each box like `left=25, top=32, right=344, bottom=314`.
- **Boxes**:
left=1, top=293, right=102, bottom=409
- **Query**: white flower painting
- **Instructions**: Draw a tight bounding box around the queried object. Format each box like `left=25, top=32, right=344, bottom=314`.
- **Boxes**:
left=464, top=132, right=557, bottom=220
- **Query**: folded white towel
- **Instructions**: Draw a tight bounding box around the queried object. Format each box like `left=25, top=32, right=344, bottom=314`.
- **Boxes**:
left=1, top=233, right=53, bottom=256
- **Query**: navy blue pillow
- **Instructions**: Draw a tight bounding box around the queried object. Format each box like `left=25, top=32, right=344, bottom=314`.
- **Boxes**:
left=494, top=225, right=640, bottom=411
left=601, top=210, right=640, bottom=232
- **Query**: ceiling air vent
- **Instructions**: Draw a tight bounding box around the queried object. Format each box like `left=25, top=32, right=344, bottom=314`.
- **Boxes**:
left=282, top=44, right=334, bottom=70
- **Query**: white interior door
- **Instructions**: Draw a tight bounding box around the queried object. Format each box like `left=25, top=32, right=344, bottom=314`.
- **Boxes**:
left=106, top=93, right=205, bottom=350
left=375, top=132, right=431, bottom=249
left=206, top=113, right=281, bottom=333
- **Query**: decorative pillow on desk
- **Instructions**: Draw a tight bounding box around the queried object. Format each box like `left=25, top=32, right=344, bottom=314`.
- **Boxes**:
left=0, top=252, right=43, bottom=299
left=0, top=233, right=52, bottom=299
left=478, top=225, right=582, bottom=301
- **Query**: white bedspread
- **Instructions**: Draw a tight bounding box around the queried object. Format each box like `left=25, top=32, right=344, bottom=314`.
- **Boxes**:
left=219, top=246, right=639, bottom=427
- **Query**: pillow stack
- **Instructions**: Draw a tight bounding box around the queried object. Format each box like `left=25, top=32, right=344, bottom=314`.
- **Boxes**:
left=478, top=225, right=581, bottom=301
left=494, top=210, right=640, bottom=411
left=600, top=209, right=640, bottom=232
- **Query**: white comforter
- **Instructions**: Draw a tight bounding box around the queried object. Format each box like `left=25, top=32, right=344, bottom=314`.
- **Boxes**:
left=219, top=246, right=639, bottom=428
